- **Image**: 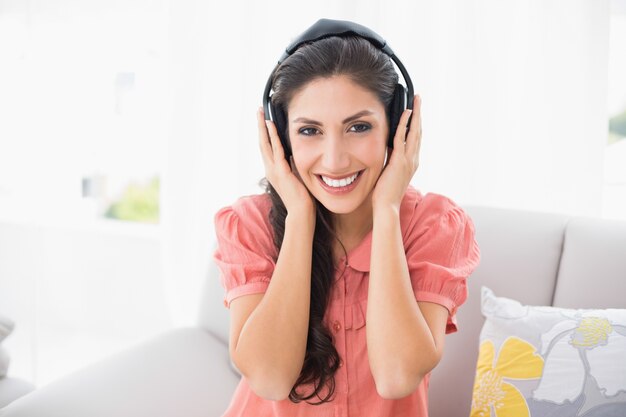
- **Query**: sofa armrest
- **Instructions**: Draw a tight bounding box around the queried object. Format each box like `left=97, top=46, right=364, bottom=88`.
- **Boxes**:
left=0, top=378, right=36, bottom=409
left=0, top=327, right=240, bottom=417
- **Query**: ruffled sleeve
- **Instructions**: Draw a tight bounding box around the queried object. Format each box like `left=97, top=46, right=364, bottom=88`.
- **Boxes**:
left=404, top=195, right=481, bottom=333
left=212, top=196, right=277, bottom=309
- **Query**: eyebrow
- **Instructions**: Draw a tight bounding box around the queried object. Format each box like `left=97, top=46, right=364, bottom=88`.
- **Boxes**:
left=291, top=110, right=375, bottom=126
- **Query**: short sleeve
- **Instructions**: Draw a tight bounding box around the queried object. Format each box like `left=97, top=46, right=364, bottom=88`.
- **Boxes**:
left=212, top=199, right=277, bottom=309
left=405, top=199, right=481, bottom=334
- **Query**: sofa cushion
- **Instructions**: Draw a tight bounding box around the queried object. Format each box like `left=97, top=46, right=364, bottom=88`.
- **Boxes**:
left=470, top=286, right=626, bottom=417
left=554, top=216, right=626, bottom=309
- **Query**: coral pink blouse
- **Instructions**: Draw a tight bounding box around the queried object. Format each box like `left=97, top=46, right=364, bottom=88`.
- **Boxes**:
left=213, top=185, right=481, bottom=417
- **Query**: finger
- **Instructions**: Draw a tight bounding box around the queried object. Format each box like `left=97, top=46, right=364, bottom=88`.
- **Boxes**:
left=265, top=118, right=286, bottom=163
left=405, top=95, right=422, bottom=157
left=256, top=107, right=273, bottom=160
left=393, top=108, right=413, bottom=152
left=257, top=107, right=273, bottom=167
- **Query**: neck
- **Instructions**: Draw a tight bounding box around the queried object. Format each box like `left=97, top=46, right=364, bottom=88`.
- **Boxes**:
left=332, top=199, right=373, bottom=244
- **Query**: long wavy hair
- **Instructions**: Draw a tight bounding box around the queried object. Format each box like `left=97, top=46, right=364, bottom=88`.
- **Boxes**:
left=261, top=35, right=399, bottom=404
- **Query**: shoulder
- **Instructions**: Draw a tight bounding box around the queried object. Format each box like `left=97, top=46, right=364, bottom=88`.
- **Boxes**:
left=399, top=185, right=471, bottom=238
left=214, top=193, right=274, bottom=244
left=215, top=193, right=272, bottom=222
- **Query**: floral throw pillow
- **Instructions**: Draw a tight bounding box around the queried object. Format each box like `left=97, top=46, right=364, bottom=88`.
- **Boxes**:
left=470, top=286, right=626, bottom=417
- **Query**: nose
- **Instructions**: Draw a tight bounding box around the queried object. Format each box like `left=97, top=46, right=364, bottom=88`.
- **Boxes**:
left=321, top=135, right=350, bottom=172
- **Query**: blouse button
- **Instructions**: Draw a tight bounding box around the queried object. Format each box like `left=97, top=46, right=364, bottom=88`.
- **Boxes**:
left=338, top=359, right=343, bottom=368
left=333, top=321, right=342, bottom=332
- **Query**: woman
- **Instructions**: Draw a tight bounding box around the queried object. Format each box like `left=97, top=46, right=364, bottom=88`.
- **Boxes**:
left=213, top=19, right=481, bottom=417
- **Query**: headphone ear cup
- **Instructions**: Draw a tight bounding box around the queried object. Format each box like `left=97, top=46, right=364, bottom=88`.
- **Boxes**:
left=388, top=83, right=406, bottom=148
left=269, top=98, right=292, bottom=160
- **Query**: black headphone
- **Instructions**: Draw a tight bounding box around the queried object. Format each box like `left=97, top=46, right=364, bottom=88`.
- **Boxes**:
left=262, top=18, right=414, bottom=160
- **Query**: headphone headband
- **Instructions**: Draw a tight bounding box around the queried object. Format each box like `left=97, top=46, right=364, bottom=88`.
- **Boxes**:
left=279, top=18, right=394, bottom=63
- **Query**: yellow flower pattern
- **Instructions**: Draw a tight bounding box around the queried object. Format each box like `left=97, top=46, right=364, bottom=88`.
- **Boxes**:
left=471, top=337, right=544, bottom=417
left=571, top=317, right=612, bottom=349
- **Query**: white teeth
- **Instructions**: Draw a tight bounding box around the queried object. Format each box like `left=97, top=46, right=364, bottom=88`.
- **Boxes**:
left=321, top=172, right=359, bottom=188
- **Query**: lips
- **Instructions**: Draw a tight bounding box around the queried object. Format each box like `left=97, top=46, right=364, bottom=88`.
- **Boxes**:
left=316, top=170, right=364, bottom=194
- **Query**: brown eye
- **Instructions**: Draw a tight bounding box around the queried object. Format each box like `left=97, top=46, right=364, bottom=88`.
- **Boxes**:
left=350, top=123, right=371, bottom=133
left=298, top=127, right=319, bottom=136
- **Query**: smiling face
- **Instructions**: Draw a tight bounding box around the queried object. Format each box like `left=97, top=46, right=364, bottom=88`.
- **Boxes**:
left=287, top=75, right=389, bottom=223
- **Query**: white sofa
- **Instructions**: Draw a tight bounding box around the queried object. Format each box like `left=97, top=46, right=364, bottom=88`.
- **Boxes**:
left=1, top=204, right=625, bottom=417
left=0, top=314, right=36, bottom=409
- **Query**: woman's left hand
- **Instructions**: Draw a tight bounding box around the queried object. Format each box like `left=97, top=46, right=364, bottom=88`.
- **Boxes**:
left=372, top=94, right=422, bottom=213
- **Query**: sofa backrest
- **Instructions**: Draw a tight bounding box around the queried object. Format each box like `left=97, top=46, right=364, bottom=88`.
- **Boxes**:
left=197, top=248, right=230, bottom=345
left=553, top=216, right=626, bottom=309
left=428, top=205, right=570, bottom=417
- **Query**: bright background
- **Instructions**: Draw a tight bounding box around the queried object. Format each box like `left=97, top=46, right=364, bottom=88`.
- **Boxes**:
left=0, top=0, right=625, bottom=388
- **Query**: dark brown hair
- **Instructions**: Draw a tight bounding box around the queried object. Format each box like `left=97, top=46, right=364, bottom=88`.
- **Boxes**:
left=261, top=35, right=398, bottom=404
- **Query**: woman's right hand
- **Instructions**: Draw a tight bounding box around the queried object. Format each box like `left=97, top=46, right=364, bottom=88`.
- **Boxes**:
left=257, top=107, right=316, bottom=218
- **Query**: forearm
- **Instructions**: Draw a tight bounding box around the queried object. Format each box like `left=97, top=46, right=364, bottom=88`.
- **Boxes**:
left=367, top=206, right=439, bottom=398
left=234, top=212, right=315, bottom=399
